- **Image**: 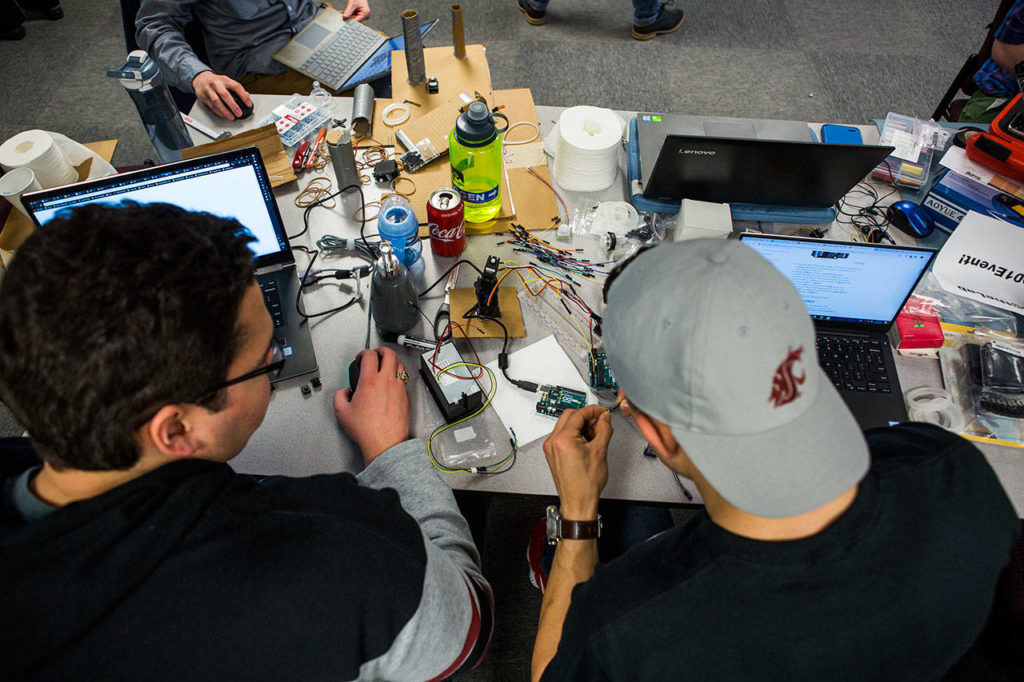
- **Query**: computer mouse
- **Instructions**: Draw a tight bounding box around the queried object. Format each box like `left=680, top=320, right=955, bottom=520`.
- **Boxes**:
left=348, top=350, right=383, bottom=393
left=886, top=201, right=935, bottom=238
left=231, top=91, right=253, bottom=120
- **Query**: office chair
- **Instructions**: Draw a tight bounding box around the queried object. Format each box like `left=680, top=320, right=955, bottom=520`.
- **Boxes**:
left=118, top=0, right=208, bottom=113
left=932, top=0, right=1017, bottom=122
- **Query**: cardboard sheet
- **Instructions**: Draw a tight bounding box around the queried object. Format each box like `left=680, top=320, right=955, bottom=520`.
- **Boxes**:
left=358, top=44, right=493, bottom=149
left=449, top=287, right=525, bottom=338
left=392, top=44, right=492, bottom=112
left=0, top=139, right=117, bottom=252
left=484, top=334, right=595, bottom=446
left=181, top=124, right=296, bottom=187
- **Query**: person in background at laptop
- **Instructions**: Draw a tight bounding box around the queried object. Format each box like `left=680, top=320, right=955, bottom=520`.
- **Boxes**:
left=0, top=202, right=490, bottom=680
left=516, top=0, right=683, bottom=41
left=137, top=0, right=371, bottom=120
left=531, top=239, right=1019, bottom=681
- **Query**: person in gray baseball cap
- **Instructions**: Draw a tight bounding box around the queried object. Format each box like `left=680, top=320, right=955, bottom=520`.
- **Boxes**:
left=532, top=238, right=1019, bottom=682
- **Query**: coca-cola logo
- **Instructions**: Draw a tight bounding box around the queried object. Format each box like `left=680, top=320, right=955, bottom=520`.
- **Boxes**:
left=429, top=223, right=465, bottom=242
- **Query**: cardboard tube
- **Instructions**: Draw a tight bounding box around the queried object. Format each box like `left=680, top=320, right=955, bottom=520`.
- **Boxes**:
left=451, top=5, right=466, bottom=59
left=402, top=10, right=426, bottom=86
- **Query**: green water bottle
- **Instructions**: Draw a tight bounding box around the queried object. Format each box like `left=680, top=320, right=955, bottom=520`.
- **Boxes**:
left=449, top=102, right=509, bottom=223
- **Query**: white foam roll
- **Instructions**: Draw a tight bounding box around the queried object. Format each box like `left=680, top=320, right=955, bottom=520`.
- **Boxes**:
left=552, top=106, right=624, bottom=192
left=0, top=130, right=77, bottom=188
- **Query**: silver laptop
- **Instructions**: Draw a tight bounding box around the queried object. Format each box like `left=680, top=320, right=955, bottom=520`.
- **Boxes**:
left=739, top=233, right=935, bottom=429
left=22, top=147, right=318, bottom=384
left=274, top=7, right=388, bottom=91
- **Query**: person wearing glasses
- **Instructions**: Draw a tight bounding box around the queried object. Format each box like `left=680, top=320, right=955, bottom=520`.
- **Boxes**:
left=531, top=240, right=1019, bottom=681
left=0, top=202, right=490, bottom=680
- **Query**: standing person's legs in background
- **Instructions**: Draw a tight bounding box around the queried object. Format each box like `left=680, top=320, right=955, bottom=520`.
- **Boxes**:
left=1, top=0, right=64, bottom=41
left=631, top=0, right=685, bottom=40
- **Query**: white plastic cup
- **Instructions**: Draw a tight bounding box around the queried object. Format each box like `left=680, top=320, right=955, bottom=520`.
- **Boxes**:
left=0, top=167, right=42, bottom=216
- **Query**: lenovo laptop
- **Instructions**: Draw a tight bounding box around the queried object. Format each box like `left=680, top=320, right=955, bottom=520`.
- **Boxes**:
left=738, top=233, right=935, bottom=429
left=22, top=147, right=318, bottom=384
left=643, top=135, right=894, bottom=207
left=274, top=8, right=437, bottom=92
left=635, top=112, right=818, bottom=189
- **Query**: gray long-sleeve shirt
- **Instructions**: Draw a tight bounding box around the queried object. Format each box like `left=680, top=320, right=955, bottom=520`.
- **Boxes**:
left=136, top=0, right=319, bottom=91
left=356, top=438, right=493, bottom=680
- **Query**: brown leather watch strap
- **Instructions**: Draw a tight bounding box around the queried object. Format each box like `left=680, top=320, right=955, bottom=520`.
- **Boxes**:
left=560, top=518, right=600, bottom=540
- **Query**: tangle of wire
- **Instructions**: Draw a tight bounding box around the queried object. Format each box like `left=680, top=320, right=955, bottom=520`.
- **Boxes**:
left=835, top=159, right=900, bottom=244
left=426, top=362, right=518, bottom=475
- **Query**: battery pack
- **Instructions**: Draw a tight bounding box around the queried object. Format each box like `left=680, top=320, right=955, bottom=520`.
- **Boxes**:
left=420, top=342, right=484, bottom=423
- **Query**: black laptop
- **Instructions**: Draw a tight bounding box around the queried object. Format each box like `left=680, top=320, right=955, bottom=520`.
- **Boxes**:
left=644, top=135, right=894, bottom=207
left=22, top=147, right=318, bottom=384
left=739, top=233, right=936, bottom=429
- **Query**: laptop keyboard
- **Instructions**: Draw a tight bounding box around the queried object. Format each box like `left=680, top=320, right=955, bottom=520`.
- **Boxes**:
left=300, top=22, right=382, bottom=86
left=816, top=333, right=891, bottom=394
left=260, top=280, right=285, bottom=328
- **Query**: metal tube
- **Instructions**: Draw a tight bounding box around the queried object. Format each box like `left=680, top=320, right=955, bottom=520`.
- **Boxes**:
left=451, top=5, right=466, bottom=59
left=402, top=10, right=426, bottom=86
left=351, top=83, right=374, bottom=137
left=327, top=128, right=361, bottom=190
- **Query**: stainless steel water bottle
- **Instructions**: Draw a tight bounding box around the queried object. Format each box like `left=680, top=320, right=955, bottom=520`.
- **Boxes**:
left=370, top=241, right=419, bottom=333
left=107, top=50, right=193, bottom=163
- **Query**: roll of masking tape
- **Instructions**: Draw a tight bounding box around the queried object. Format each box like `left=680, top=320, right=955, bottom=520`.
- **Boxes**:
left=0, top=130, right=77, bottom=188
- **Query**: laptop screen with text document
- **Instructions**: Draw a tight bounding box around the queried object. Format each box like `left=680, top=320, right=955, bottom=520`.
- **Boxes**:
left=739, top=234, right=934, bottom=331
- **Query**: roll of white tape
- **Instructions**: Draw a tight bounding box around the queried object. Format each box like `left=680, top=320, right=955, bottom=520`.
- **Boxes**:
left=905, top=386, right=965, bottom=431
left=552, top=106, right=624, bottom=192
left=0, top=130, right=77, bottom=188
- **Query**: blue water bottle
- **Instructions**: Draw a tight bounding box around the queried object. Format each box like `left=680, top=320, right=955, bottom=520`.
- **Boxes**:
left=377, top=194, right=422, bottom=268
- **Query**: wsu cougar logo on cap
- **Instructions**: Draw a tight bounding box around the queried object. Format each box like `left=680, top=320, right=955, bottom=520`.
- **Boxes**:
left=769, top=346, right=806, bottom=408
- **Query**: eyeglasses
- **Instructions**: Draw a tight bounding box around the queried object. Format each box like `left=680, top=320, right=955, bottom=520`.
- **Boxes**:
left=135, top=339, right=285, bottom=428
left=198, top=337, right=285, bottom=399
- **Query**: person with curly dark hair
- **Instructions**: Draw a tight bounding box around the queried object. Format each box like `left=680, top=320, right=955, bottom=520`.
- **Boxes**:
left=0, top=202, right=491, bottom=681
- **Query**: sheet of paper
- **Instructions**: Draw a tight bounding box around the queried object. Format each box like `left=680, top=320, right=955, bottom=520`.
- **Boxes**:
left=939, top=145, right=996, bottom=185
left=485, top=334, right=595, bottom=446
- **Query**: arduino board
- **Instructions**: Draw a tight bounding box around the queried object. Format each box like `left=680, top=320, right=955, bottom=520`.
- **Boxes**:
left=588, top=351, right=618, bottom=391
left=536, top=384, right=588, bottom=418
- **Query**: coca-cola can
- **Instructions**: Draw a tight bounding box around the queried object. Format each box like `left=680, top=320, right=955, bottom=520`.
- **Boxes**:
left=427, top=188, right=466, bottom=257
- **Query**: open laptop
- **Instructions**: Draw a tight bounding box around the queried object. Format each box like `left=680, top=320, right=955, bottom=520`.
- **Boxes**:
left=738, top=233, right=936, bottom=429
left=274, top=8, right=437, bottom=92
left=643, top=135, right=894, bottom=207
left=22, top=147, right=318, bottom=384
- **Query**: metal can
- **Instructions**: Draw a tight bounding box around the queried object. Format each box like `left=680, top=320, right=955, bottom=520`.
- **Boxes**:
left=427, top=188, right=466, bottom=257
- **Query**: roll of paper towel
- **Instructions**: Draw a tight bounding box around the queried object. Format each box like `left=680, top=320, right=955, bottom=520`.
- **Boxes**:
left=548, top=106, right=624, bottom=192
left=0, top=130, right=115, bottom=188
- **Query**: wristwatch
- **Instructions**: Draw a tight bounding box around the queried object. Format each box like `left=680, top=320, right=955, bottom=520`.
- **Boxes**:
left=546, top=505, right=602, bottom=545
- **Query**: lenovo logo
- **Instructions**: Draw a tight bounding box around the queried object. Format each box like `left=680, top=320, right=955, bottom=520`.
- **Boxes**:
left=679, top=149, right=716, bottom=156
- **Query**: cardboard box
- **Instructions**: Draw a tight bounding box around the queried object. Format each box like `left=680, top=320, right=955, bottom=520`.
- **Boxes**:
left=922, top=168, right=1024, bottom=234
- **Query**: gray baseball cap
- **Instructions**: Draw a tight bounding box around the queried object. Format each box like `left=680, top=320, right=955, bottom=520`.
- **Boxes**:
left=604, top=239, right=869, bottom=518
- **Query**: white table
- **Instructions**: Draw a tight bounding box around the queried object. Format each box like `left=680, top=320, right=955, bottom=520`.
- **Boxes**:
left=187, top=98, right=1024, bottom=516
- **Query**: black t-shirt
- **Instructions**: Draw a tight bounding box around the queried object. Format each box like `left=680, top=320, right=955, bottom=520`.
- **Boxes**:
left=542, top=423, right=1020, bottom=682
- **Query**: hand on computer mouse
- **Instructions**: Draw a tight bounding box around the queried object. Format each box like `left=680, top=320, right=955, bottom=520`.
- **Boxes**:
left=192, top=71, right=251, bottom=120
left=334, top=347, right=410, bottom=466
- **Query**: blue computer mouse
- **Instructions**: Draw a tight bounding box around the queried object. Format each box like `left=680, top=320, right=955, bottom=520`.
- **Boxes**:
left=886, top=201, right=935, bottom=238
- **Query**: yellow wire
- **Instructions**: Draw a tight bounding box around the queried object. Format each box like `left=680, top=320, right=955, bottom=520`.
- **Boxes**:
left=426, top=362, right=508, bottom=472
